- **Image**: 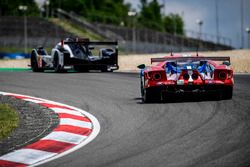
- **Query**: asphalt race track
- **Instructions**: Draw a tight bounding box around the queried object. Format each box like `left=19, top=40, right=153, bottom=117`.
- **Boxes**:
left=0, top=71, right=250, bottom=167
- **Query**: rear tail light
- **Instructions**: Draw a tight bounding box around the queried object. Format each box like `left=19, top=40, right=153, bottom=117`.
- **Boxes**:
left=218, top=71, right=227, bottom=80
left=153, top=73, right=161, bottom=81
left=191, top=73, right=198, bottom=80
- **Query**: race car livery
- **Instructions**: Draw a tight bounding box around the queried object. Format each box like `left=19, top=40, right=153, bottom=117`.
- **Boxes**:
left=30, top=38, right=118, bottom=72
left=138, top=54, right=234, bottom=102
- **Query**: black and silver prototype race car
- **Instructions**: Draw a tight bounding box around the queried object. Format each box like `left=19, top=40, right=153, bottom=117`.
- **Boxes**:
left=30, top=38, right=118, bottom=72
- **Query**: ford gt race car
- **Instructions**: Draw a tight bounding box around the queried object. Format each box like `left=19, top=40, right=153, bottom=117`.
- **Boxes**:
left=30, top=38, right=118, bottom=72
left=138, top=54, right=234, bottom=103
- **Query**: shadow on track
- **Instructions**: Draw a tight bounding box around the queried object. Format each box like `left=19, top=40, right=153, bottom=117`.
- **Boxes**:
left=134, top=93, right=231, bottom=104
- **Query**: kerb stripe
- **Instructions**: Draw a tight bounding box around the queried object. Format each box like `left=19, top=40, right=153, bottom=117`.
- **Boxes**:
left=0, top=160, right=26, bottom=167
left=58, top=113, right=91, bottom=122
left=25, top=140, right=75, bottom=153
left=39, top=103, right=74, bottom=110
left=60, top=118, right=92, bottom=129
left=54, top=125, right=92, bottom=136
left=42, top=131, right=87, bottom=144
left=0, top=149, right=57, bottom=165
left=0, top=92, right=100, bottom=167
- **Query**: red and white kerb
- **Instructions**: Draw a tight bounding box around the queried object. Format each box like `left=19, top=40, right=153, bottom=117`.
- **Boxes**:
left=0, top=92, right=100, bottom=167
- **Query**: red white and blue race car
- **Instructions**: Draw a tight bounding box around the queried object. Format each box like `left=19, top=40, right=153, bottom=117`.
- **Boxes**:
left=138, top=54, right=234, bottom=102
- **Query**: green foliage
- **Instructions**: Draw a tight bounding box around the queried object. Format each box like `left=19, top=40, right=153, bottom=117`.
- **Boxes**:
left=0, top=0, right=39, bottom=16
left=50, top=0, right=184, bottom=34
left=138, top=0, right=164, bottom=31
left=0, top=0, right=185, bottom=35
left=0, top=104, right=19, bottom=140
left=137, top=0, right=184, bottom=35
left=49, top=18, right=103, bottom=40
left=51, top=0, right=130, bottom=25
left=163, top=14, right=185, bottom=35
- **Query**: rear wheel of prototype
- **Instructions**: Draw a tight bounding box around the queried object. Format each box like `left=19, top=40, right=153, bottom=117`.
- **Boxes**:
left=101, top=66, right=108, bottom=72
left=31, top=55, right=43, bottom=72
left=74, top=65, right=88, bottom=72
left=53, top=53, right=63, bottom=72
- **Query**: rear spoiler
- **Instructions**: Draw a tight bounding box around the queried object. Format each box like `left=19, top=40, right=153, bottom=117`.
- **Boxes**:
left=64, top=41, right=118, bottom=46
left=151, top=56, right=230, bottom=64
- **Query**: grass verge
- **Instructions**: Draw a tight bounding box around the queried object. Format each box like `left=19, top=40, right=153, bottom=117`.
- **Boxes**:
left=0, top=68, right=31, bottom=71
left=0, top=47, right=33, bottom=53
left=0, top=104, right=19, bottom=140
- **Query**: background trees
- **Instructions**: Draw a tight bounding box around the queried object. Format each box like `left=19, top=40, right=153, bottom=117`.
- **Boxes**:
left=163, top=14, right=185, bottom=35
left=0, top=0, right=39, bottom=16
left=50, top=0, right=131, bottom=25
left=0, top=0, right=185, bottom=35
left=138, top=0, right=163, bottom=31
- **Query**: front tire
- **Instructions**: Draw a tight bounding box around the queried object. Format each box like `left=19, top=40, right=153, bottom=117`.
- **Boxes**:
left=31, top=54, right=43, bottom=72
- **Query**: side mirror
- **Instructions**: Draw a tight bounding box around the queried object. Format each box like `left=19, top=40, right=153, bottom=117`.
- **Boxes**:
left=223, top=61, right=231, bottom=66
left=137, top=64, right=146, bottom=69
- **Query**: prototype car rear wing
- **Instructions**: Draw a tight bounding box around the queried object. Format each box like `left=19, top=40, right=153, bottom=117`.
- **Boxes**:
left=63, top=40, right=118, bottom=53
left=151, top=56, right=230, bottom=64
left=63, top=40, right=118, bottom=46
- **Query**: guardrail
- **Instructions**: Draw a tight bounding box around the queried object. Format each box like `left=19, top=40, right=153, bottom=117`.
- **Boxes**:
left=55, top=9, right=233, bottom=54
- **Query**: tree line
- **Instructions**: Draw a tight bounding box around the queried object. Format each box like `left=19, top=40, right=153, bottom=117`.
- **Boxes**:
left=0, top=0, right=184, bottom=35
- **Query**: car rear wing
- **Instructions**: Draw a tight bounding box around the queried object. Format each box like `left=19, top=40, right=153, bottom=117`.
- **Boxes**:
left=151, top=56, right=230, bottom=64
left=63, top=39, right=118, bottom=46
left=63, top=40, right=118, bottom=52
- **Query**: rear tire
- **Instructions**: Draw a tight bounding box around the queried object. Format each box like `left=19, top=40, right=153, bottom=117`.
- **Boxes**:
left=74, top=65, right=88, bottom=72
left=53, top=53, right=63, bottom=73
left=222, top=87, right=233, bottom=100
left=142, top=88, right=150, bottom=103
left=142, top=88, right=160, bottom=103
left=101, top=66, right=108, bottom=72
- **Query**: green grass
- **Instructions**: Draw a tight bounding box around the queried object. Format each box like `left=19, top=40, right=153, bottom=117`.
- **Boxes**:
left=0, top=68, right=31, bottom=71
left=0, top=104, right=19, bottom=140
